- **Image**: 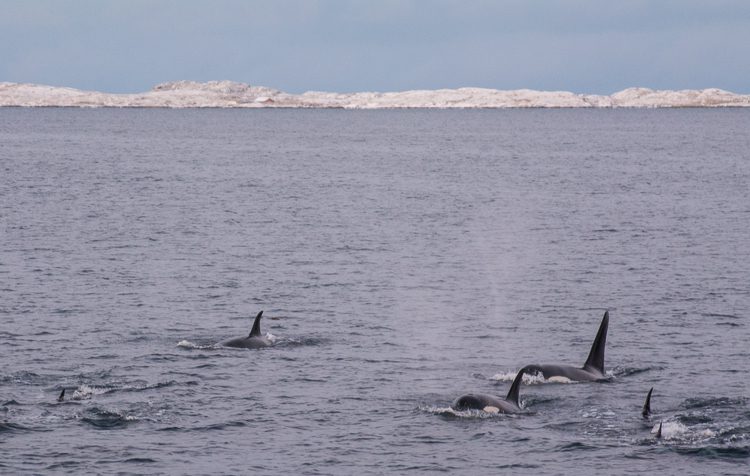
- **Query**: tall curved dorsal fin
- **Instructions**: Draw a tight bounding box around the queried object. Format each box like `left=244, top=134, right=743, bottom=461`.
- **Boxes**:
left=583, top=310, right=609, bottom=373
left=57, top=388, right=65, bottom=402
left=249, top=310, right=264, bottom=337
left=642, top=387, right=653, bottom=418
left=505, top=367, right=526, bottom=407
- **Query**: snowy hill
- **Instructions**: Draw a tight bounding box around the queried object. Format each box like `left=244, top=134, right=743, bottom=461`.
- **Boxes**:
left=1, top=81, right=749, bottom=108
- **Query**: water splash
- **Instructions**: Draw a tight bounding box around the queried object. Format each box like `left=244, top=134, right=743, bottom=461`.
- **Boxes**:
left=72, top=384, right=112, bottom=400
left=176, top=340, right=218, bottom=350
left=419, top=404, right=517, bottom=419
left=178, top=332, right=276, bottom=349
left=491, top=371, right=572, bottom=385
left=655, top=420, right=717, bottom=442
left=68, top=381, right=178, bottom=400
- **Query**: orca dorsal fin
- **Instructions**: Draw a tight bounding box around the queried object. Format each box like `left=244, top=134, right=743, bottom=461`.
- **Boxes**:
left=583, top=310, right=609, bottom=373
left=249, top=311, right=264, bottom=337
left=642, top=387, right=653, bottom=418
left=656, top=421, right=663, bottom=439
left=57, top=388, right=65, bottom=402
left=505, top=367, right=527, bottom=407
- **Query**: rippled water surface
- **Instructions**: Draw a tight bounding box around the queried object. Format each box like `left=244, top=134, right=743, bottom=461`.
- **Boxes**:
left=1, top=108, right=749, bottom=475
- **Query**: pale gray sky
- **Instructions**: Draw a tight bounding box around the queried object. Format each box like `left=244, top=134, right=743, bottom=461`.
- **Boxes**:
left=2, top=0, right=749, bottom=93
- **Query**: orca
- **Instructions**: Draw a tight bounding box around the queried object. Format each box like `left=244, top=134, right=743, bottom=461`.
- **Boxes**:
left=642, top=387, right=654, bottom=419
left=656, top=421, right=663, bottom=439
left=221, top=311, right=273, bottom=349
left=452, top=367, right=527, bottom=414
left=521, top=310, right=609, bottom=382
left=57, top=389, right=65, bottom=402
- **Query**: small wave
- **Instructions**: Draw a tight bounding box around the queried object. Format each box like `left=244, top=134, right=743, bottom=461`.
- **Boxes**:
left=1, top=371, right=45, bottom=385
left=673, top=445, right=750, bottom=459
left=121, top=457, right=157, bottom=464
left=678, top=414, right=713, bottom=425
left=523, top=395, right=562, bottom=407
left=80, top=408, right=139, bottom=429
left=681, top=396, right=747, bottom=410
left=582, top=408, right=617, bottom=419
left=113, top=380, right=179, bottom=394
left=139, top=380, right=176, bottom=391
left=716, top=322, right=741, bottom=327
left=611, top=366, right=660, bottom=377
left=193, top=420, right=248, bottom=431
left=0, top=421, right=32, bottom=433
left=557, top=441, right=598, bottom=451
left=156, top=426, right=184, bottom=432
left=144, top=353, right=180, bottom=362
left=274, top=336, right=327, bottom=347
left=702, top=312, right=741, bottom=319
left=721, top=426, right=750, bottom=442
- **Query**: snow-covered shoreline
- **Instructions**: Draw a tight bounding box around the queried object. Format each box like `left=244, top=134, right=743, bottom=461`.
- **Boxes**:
left=1, top=80, right=749, bottom=108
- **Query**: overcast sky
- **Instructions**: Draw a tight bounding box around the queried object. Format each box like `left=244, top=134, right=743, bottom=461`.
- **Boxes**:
left=2, top=0, right=749, bottom=94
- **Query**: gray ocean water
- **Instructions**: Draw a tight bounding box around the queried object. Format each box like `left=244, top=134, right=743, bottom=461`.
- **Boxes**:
left=1, top=108, right=749, bottom=475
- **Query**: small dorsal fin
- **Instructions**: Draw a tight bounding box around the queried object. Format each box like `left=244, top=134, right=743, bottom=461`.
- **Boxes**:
left=642, top=387, right=653, bottom=418
left=249, top=310, right=264, bottom=337
left=656, top=421, right=663, bottom=439
left=505, top=367, right=526, bottom=407
left=57, top=388, right=65, bottom=402
left=583, top=310, right=609, bottom=373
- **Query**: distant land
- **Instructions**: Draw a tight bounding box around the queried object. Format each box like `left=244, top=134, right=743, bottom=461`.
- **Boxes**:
left=2, top=81, right=749, bottom=108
